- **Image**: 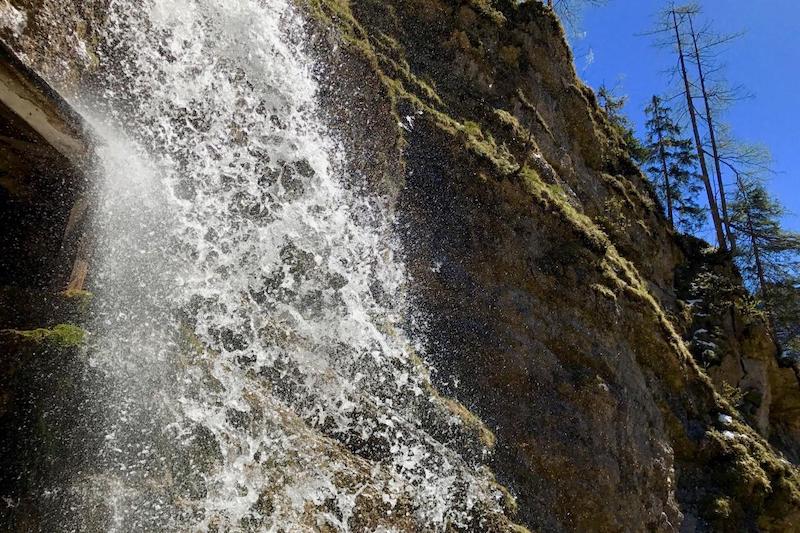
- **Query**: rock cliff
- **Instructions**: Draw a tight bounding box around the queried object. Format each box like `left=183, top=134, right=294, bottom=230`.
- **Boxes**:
left=1, top=0, right=799, bottom=531
left=301, top=1, right=800, bottom=530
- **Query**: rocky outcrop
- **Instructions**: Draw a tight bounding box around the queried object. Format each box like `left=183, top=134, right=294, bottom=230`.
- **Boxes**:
left=675, top=236, right=800, bottom=463
left=0, top=0, right=107, bottom=91
left=301, top=0, right=800, bottom=530
left=0, top=38, right=91, bottom=291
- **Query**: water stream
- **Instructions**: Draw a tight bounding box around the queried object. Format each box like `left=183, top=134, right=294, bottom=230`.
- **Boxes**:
left=58, top=0, right=506, bottom=530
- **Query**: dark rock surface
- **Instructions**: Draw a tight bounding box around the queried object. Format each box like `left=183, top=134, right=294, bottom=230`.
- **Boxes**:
left=302, top=1, right=800, bottom=530
left=0, top=36, right=94, bottom=531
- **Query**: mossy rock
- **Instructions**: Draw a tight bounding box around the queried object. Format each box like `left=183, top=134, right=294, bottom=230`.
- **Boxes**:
left=6, top=323, right=86, bottom=348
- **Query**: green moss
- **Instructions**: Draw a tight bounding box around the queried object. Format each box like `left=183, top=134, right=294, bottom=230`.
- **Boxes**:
left=518, top=161, right=708, bottom=386
left=303, top=0, right=526, bottom=181
left=374, top=31, right=401, bottom=52
left=11, top=323, right=86, bottom=348
left=295, top=2, right=800, bottom=529
left=376, top=51, right=444, bottom=107
left=706, top=495, right=734, bottom=525
left=371, top=66, right=523, bottom=176
left=695, top=417, right=800, bottom=528
left=61, top=288, right=93, bottom=300
left=519, top=165, right=608, bottom=254
left=434, top=390, right=497, bottom=449
left=720, top=382, right=746, bottom=411
left=461, top=121, right=518, bottom=174
left=487, top=473, right=519, bottom=516
left=405, top=344, right=497, bottom=451
left=303, top=0, right=380, bottom=68
left=591, top=283, right=617, bottom=302
left=493, top=108, right=523, bottom=134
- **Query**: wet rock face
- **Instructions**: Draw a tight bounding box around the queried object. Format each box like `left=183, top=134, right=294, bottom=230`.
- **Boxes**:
left=0, top=0, right=108, bottom=91
left=303, top=0, right=800, bottom=531
left=0, top=40, right=93, bottom=531
left=398, top=121, right=681, bottom=531
left=2, top=3, right=528, bottom=531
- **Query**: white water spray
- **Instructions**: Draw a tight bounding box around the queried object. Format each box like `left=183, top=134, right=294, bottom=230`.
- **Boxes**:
left=75, top=0, right=508, bottom=530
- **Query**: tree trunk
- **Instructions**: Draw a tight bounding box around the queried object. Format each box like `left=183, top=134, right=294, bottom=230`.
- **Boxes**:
left=747, top=203, right=779, bottom=341
left=743, top=204, right=768, bottom=298
left=671, top=9, right=727, bottom=251
left=687, top=13, right=735, bottom=253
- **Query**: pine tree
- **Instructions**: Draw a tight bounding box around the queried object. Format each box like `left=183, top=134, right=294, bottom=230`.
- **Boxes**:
left=713, top=138, right=799, bottom=360
left=643, top=95, right=705, bottom=232
left=730, top=175, right=800, bottom=358
left=597, top=84, right=648, bottom=163
left=767, top=279, right=800, bottom=363
left=729, top=175, right=800, bottom=298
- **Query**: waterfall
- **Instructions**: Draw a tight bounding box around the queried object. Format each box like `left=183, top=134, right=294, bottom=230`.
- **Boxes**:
left=61, top=0, right=507, bottom=530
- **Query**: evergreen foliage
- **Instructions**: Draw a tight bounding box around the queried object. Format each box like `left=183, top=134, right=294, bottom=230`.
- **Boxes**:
left=729, top=175, right=800, bottom=357
left=730, top=176, right=800, bottom=293
left=767, top=280, right=800, bottom=362
left=596, top=84, right=648, bottom=163
left=642, top=95, right=705, bottom=232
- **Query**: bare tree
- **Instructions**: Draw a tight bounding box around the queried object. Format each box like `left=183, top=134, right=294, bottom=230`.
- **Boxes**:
left=645, top=3, right=754, bottom=251
left=667, top=6, right=728, bottom=251
left=683, top=5, right=746, bottom=252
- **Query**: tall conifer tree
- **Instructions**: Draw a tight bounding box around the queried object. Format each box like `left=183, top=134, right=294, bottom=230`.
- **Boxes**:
left=661, top=6, right=728, bottom=250
left=730, top=175, right=800, bottom=298
left=597, top=84, right=648, bottom=163
left=643, top=95, right=705, bottom=232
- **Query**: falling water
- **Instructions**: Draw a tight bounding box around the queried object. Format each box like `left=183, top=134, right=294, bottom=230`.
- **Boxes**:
left=57, top=0, right=508, bottom=530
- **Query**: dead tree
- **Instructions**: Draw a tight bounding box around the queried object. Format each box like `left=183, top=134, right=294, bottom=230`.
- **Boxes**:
left=685, top=8, right=743, bottom=252
left=670, top=7, right=727, bottom=251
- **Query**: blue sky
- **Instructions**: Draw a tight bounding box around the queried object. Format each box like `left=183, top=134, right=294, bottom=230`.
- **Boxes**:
left=571, top=0, right=799, bottom=233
